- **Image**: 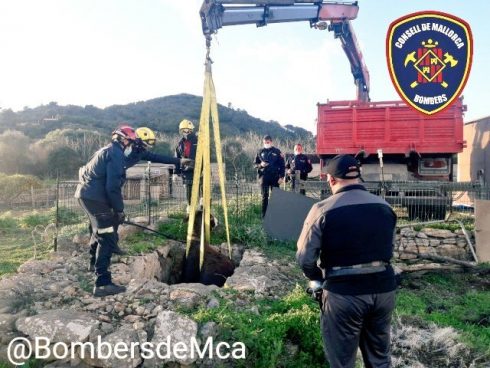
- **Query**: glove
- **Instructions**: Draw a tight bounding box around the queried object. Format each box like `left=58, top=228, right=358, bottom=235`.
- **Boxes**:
left=180, top=158, right=194, bottom=169
left=306, top=280, right=324, bottom=304
left=260, top=161, right=269, bottom=168
left=115, top=212, right=126, bottom=225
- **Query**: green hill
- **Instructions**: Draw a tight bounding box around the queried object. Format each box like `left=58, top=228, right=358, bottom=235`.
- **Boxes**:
left=0, top=93, right=312, bottom=140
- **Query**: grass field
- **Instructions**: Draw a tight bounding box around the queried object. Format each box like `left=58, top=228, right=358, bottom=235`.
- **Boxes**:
left=0, top=203, right=489, bottom=367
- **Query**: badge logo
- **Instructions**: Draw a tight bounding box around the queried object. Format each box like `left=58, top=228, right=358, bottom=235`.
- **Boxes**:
left=387, top=11, right=473, bottom=115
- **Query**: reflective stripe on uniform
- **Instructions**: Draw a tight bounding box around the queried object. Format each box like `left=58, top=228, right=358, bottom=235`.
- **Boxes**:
left=97, top=227, right=114, bottom=234
left=331, top=261, right=388, bottom=271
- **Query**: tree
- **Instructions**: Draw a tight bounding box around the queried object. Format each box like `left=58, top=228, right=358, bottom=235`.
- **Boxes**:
left=45, top=146, right=84, bottom=178
left=0, top=130, right=33, bottom=174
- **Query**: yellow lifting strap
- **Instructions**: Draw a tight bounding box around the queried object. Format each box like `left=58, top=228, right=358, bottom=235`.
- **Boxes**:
left=186, top=55, right=232, bottom=269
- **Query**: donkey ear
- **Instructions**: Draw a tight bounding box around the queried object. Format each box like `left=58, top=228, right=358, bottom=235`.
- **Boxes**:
left=210, top=214, right=218, bottom=229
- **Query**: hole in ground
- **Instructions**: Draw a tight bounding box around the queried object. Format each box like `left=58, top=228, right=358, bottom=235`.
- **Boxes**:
left=144, top=240, right=244, bottom=288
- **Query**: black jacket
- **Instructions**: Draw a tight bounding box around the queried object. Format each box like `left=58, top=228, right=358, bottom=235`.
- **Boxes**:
left=75, top=142, right=126, bottom=213
left=254, top=147, right=285, bottom=182
left=125, top=147, right=180, bottom=168
left=297, top=184, right=397, bottom=295
left=286, top=153, right=313, bottom=181
left=174, top=133, right=198, bottom=179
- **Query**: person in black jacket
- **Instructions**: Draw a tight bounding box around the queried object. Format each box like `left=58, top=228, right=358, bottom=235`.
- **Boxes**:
left=297, top=154, right=397, bottom=368
left=75, top=126, right=137, bottom=297
left=174, top=119, right=198, bottom=209
left=83, top=127, right=193, bottom=275
left=286, top=143, right=313, bottom=195
left=254, top=135, right=285, bottom=217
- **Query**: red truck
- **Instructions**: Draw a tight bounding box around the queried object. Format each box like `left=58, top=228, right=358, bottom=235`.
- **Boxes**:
left=317, top=98, right=466, bottom=219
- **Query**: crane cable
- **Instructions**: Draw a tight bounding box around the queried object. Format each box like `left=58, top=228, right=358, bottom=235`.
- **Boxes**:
left=186, top=39, right=232, bottom=269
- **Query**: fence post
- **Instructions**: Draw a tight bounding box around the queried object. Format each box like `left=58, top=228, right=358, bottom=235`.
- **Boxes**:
left=31, top=185, right=35, bottom=209
left=235, top=171, right=239, bottom=216
left=54, top=174, right=60, bottom=252
left=147, top=161, right=152, bottom=225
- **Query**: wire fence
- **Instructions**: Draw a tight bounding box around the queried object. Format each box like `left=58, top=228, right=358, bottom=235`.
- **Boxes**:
left=0, top=166, right=489, bottom=276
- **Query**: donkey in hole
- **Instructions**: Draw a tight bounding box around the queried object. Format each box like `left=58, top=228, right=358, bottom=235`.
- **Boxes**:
left=182, top=210, right=235, bottom=287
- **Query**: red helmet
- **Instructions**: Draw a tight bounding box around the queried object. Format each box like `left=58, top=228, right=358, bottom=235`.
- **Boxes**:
left=112, top=125, right=137, bottom=142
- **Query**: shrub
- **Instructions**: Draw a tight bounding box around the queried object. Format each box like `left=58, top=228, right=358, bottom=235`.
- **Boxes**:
left=0, top=173, right=42, bottom=204
left=0, top=212, right=18, bottom=230
left=20, top=211, right=52, bottom=229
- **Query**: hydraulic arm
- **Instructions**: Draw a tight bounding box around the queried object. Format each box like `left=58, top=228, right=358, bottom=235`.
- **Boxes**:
left=200, top=0, right=370, bottom=101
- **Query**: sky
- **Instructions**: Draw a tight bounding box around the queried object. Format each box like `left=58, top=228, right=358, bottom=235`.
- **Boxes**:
left=0, top=0, right=489, bottom=133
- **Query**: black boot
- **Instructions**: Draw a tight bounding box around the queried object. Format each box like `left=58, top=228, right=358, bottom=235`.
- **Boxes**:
left=93, top=283, right=126, bottom=297
left=112, top=245, right=127, bottom=255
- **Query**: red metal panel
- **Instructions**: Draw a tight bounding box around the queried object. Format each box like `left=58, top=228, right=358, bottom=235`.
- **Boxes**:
left=316, top=99, right=465, bottom=156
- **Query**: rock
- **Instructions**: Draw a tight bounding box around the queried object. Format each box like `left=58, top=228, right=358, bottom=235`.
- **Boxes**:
left=101, top=322, right=115, bottom=334
left=124, top=315, right=141, bottom=323
left=146, top=311, right=199, bottom=366
left=17, top=259, right=64, bottom=275
left=200, top=321, right=218, bottom=339
left=442, top=238, right=457, bottom=244
left=63, top=285, right=78, bottom=297
left=111, top=263, right=132, bottom=285
left=155, top=241, right=186, bottom=284
left=207, top=298, right=220, bottom=309
left=169, top=284, right=217, bottom=309
left=218, top=243, right=245, bottom=267
left=16, top=310, right=99, bottom=343
left=225, top=250, right=292, bottom=296
left=117, top=224, right=142, bottom=241
left=421, top=228, right=455, bottom=239
left=73, top=233, right=91, bottom=246
left=0, top=313, right=17, bottom=333
left=438, top=245, right=467, bottom=260
left=416, top=232, right=428, bottom=239
left=114, top=302, right=125, bottom=313
left=456, top=240, right=468, bottom=248
left=400, top=227, right=415, bottom=236
left=84, top=301, right=107, bottom=312
left=429, top=239, right=441, bottom=247
left=98, top=315, right=111, bottom=323
left=135, top=306, right=145, bottom=316
left=415, top=238, right=430, bottom=247
left=82, top=326, right=142, bottom=368
left=130, top=252, right=162, bottom=281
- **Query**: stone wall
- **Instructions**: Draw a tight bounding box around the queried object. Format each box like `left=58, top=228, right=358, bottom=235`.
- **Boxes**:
left=395, top=227, right=474, bottom=261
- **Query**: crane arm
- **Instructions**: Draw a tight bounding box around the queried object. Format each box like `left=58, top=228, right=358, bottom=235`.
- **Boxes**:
left=200, top=0, right=370, bottom=101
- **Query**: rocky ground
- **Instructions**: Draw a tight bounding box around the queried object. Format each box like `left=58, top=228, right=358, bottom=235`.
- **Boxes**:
left=0, top=222, right=485, bottom=367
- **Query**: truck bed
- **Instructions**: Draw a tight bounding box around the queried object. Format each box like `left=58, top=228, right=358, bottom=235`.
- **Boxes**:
left=316, top=99, right=465, bottom=156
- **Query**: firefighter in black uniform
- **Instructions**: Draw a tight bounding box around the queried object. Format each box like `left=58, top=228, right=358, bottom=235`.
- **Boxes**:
left=75, top=126, right=137, bottom=297
left=83, top=126, right=194, bottom=275
left=174, top=119, right=198, bottom=210
left=297, top=154, right=397, bottom=368
left=254, top=135, right=285, bottom=217
left=286, top=143, right=313, bottom=195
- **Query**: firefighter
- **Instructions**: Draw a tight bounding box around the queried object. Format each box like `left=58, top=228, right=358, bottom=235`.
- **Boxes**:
left=297, top=154, right=397, bottom=368
left=75, top=126, right=137, bottom=297
left=84, top=127, right=194, bottom=274
left=129, top=127, right=193, bottom=170
left=285, top=143, right=313, bottom=195
left=254, top=135, right=285, bottom=217
left=174, top=119, right=198, bottom=209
